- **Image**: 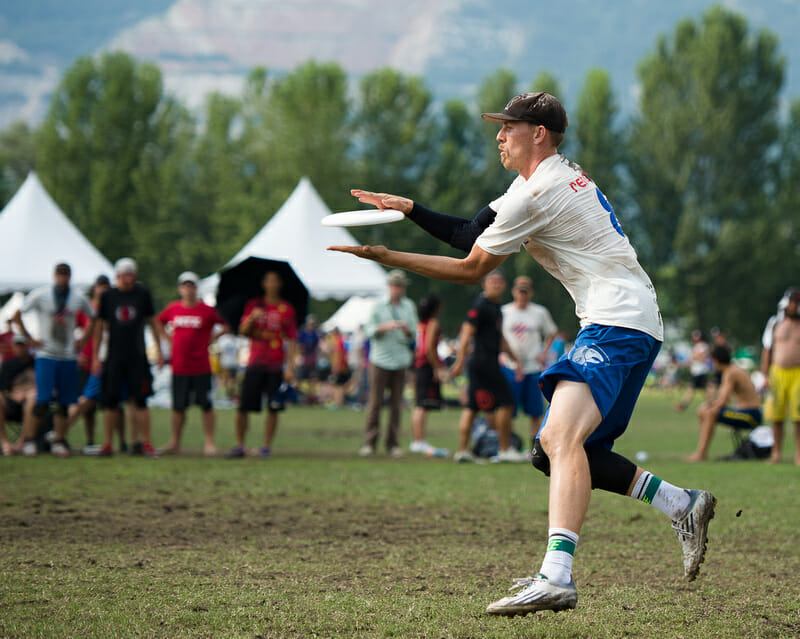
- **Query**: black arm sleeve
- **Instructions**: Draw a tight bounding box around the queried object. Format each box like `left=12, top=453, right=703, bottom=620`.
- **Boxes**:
left=406, top=203, right=497, bottom=253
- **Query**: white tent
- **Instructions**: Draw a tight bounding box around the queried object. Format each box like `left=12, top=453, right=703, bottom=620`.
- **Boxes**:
left=321, top=295, right=379, bottom=333
left=199, top=177, right=388, bottom=301
left=0, top=172, right=115, bottom=294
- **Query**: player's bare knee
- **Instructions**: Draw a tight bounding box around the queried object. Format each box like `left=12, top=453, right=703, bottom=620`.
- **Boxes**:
left=539, top=423, right=583, bottom=458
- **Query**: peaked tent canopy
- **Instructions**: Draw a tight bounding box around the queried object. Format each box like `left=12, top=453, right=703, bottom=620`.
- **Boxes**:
left=0, top=172, right=115, bottom=294
left=321, top=295, right=379, bottom=333
left=200, top=177, right=388, bottom=302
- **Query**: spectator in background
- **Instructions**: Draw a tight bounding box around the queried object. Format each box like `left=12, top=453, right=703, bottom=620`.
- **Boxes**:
left=215, top=332, right=241, bottom=402
left=157, top=271, right=229, bottom=456
left=74, top=274, right=111, bottom=451
left=324, top=327, right=350, bottom=409
left=686, top=344, right=762, bottom=462
left=760, top=287, right=800, bottom=465
left=14, top=262, right=94, bottom=457
left=450, top=270, right=526, bottom=463
left=0, top=336, right=36, bottom=456
left=409, top=293, right=444, bottom=455
left=345, top=325, right=368, bottom=407
left=359, top=269, right=418, bottom=458
left=501, top=276, right=558, bottom=450
left=68, top=275, right=131, bottom=455
left=227, top=270, right=297, bottom=459
left=93, top=258, right=164, bottom=457
left=675, top=330, right=712, bottom=412
left=296, top=315, right=321, bottom=404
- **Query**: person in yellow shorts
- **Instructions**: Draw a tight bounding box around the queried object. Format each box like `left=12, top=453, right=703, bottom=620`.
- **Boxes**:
left=761, top=288, right=800, bottom=465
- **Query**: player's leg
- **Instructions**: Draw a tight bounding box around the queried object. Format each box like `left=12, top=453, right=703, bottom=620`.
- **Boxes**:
left=540, top=380, right=600, bottom=536
left=487, top=380, right=596, bottom=616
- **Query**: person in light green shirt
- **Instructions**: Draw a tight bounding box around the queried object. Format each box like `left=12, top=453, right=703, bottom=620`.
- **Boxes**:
left=359, top=270, right=418, bottom=458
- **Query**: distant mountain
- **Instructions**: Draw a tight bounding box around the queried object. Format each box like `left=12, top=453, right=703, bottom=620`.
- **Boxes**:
left=2, top=0, right=799, bottom=127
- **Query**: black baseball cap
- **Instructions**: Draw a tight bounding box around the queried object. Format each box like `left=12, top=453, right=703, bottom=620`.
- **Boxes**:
left=481, top=92, right=568, bottom=133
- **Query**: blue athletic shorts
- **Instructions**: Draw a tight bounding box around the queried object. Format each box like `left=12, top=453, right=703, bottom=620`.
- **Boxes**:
left=82, top=374, right=103, bottom=402
left=34, top=357, right=80, bottom=407
left=717, top=406, right=761, bottom=430
left=501, top=367, right=544, bottom=418
left=82, top=373, right=127, bottom=405
left=538, top=324, right=661, bottom=450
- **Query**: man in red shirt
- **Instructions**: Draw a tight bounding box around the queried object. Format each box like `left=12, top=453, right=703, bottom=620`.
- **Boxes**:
left=227, top=270, right=297, bottom=459
left=157, top=271, right=229, bottom=456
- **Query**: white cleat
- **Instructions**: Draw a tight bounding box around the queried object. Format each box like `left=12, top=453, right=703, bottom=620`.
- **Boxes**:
left=672, top=489, right=716, bottom=580
left=486, top=574, right=577, bottom=616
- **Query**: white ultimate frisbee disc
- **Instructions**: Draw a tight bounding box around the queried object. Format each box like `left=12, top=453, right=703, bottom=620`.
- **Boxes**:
left=321, top=209, right=405, bottom=227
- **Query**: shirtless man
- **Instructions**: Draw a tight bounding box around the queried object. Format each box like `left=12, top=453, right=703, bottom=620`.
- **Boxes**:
left=761, top=288, right=800, bottom=464
left=686, top=345, right=762, bottom=462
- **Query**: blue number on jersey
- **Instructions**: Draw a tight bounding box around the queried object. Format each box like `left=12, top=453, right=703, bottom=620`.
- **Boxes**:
left=596, top=188, right=624, bottom=237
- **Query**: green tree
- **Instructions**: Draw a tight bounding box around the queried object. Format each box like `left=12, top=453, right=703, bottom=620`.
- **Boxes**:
left=191, top=90, right=253, bottom=264
left=129, top=98, right=213, bottom=304
left=627, top=5, right=785, bottom=340
left=265, top=61, right=352, bottom=210
left=0, top=121, right=36, bottom=204
left=572, top=69, right=622, bottom=207
left=475, top=69, right=518, bottom=204
left=36, top=52, right=165, bottom=266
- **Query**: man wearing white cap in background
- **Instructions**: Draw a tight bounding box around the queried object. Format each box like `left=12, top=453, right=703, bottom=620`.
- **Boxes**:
left=93, top=258, right=164, bottom=457
left=157, top=271, right=230, bottom=456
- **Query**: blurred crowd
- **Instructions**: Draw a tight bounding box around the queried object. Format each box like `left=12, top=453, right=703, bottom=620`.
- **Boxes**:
left=2, top=259, right=798, bottom=466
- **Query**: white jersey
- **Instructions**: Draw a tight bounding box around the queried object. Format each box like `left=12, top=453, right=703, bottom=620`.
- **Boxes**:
left=501, top=302, right=557, bottom=374
left=22, top=285, right=94, bottom=360
left=476, top=154, right=663, bottom=341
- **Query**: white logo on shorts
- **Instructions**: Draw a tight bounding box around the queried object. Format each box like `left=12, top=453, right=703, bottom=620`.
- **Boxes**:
left=570, top=346, right=609, bottom=366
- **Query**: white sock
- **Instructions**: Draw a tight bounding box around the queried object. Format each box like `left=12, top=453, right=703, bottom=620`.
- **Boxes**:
left=631, top=472, right=691, bottom=520
left=538, top=528, right=578, bottom=585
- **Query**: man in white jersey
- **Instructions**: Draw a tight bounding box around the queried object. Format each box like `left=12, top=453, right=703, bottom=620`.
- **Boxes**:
left=14, top=263, right=94, bottom=457
left=500, top=276, right=558, bottom=448
left=330, top=91, right=716, bottom=615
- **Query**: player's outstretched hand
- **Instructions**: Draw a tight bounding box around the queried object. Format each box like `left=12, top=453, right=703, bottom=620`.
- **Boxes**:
left=350, top=189, right=413, bottom=215
left=327, top=244, right=390, bottom=263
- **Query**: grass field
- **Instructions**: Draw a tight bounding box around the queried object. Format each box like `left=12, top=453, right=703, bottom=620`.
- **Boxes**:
left=1, top=391, right=798, bottom=638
